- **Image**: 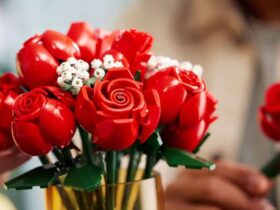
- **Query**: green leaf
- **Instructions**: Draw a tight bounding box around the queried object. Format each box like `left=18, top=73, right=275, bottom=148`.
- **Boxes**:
left=162, top=148, right=216, bottom=170
left=64, top=164, right=103, bottom=192
left=134, top=70, right=141, bottom=81
left=193, top=133, right=211, bottom=154
left=5, top=164, right=59, bottom=190
left=138, top=132, right=163, bottom=155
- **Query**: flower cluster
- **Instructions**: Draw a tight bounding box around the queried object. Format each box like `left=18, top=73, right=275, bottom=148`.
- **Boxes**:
left=3, top=21, right=218, bottom=195
left=146, top=55, right=204, bottom=79
left=57, top=57, right=90, bottom=94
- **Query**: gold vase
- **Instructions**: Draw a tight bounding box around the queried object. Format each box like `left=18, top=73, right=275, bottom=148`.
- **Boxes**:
left=45, top=170, right=164, bottom=210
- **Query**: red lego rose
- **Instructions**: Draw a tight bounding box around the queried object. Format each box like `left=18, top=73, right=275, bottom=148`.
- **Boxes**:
left=145, top=66, right=217, bottom=152
left=259, top=83, right=280, bottom=141
left=12, top=87, right=76, bottom=156
left=17, top=30, right=81, bottom=89
left=75, top=68, right=160, bottom=150
left=0, top=73, right=22, bottom=151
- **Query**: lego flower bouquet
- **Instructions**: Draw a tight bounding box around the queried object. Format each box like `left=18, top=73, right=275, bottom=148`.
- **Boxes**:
left=1, top=22, right=217, bottom=210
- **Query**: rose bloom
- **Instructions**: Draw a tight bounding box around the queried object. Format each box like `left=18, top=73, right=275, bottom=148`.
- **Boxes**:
left=75, top=68, right=160, bottom=150
left=12, top=87, right=76, bottom=156
left=259, top=82, right=280, bottom=141
left=145, top=66, right=217, bottom=152
left=17, top=30, right=80, bottom=89
left=0, top=73, right=22, bottom=151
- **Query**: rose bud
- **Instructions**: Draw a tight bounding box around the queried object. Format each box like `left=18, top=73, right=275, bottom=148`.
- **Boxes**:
left=145, top=65, right=217, bottom=152
left=17, top=30, right=81, bottom=89
left=259, top=83, right=280, bottom=141
left=75, top=68, right=160, bottom=150
left=12, top=87, right=76, bottom=156
left=0, top=73, right=22, bottom=151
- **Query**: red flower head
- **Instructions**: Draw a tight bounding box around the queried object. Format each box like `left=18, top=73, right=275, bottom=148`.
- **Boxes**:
left=145, top=65, right=217, bottom=152
left=259, top=83, right=280, bottom=141
left=67, top=22, right=122, bottom=62
left=12, top=87, right=76, bottom=156
left=17, top=30, right=81, bottom=89
left=0, top=73, right=22, bottom=151
left=75, top=68, right=160, bottom=150
left=111, top=29, right=153, bottom=78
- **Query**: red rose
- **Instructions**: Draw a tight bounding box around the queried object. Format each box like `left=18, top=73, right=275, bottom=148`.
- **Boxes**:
left=17, top=30, right=81, bottom=89
left=0, top=73, right=22, bottom=151
left=259, top=83, right=280, bottom=141
left=12, top=87, right=76, bottom=156
left=75, top=68, right=160, bottom=150
left=161, top=92, right=217, bottom=152
left=111, top=29, right=153, bottom=77
left=67, top=22, right=122, bottom=62
left=145, top=66, right=217, bottom=152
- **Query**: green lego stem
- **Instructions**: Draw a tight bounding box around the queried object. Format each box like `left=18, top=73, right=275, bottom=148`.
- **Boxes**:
left=105, top=151, right=117, bottom=210
left=261, top=152, right=280, bottom=178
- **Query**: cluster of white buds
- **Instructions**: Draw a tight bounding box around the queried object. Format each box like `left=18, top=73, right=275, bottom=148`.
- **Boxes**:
left=91, top=54, right=124, bottom=79
left=146, top=55, right=204, bottom=78
left=57, top=57, right=90, bottom=95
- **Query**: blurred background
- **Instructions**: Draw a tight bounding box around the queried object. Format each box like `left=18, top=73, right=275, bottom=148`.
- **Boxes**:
left=1, top=0, right=280, bottom=209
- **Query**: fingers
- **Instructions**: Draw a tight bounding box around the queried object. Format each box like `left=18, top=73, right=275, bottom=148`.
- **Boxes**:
left=166, top=175, right=263, bottom=210
left=0, top=148, right=30, bottom=173
left=165, top=201, right=222, bottom=210
left=214, top=160, right=271, bottom=197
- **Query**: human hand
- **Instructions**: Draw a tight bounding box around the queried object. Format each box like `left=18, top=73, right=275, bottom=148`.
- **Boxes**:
left=165, top=160, right=275, bottom=210
left=0, top=148, right=30, bottom=186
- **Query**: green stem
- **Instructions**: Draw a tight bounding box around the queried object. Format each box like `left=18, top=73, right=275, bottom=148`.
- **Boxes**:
left=38, top=156, right=76, bottom=210
left=261, top=152, right=280, bottom=178
left=105, top=151, right=117, bottom=210
left=143, top=154, right=156, bottom=179
left=61, top=148, right=73, bottom=165
left=52, top=148, right=64, bottom=162
left=123, top=146, right=142, bottom=210
left=38, top=156, right=50, bottom=165
left=79, top=126, right=94, bottom=165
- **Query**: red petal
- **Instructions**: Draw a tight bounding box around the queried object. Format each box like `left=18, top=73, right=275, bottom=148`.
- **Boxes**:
left=265, top=83, right=280, bottom=106
left=0, top=130, right=14, bottom=151
left=12, top=121, right=52, bottom=156
left=42, top=30, right=80, bottom=60
left=179, top=91, right=207, bottom=129
left=259, top=107, right=280, bottom=141
left=161, top=121, right=206, bottom=152
left=93, top=118, right=138, bottom=150
left=17, top=44, right=58, bottom=89
left=39, top=99, right=76, bottom=147
left=0, top=91, right=18, bottom=129
left=146, top=76, right=186, bottom=124
left=104, top=68, right=134, bottom=81
left=139, top=89, right=161, bottom=142
left=67, top=22, right=98, bottom=62
left=40, top=86, right=75, bottom=109
left=75, top=86, right=97, bottom=133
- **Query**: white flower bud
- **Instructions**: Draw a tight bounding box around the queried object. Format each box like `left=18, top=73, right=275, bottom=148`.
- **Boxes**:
left=72, top=77, right=83, bottom=89
left=192, top=65, right=203, bottom=77
left=75, top=59, right=89, bottom=70
left=56, top=66, right=64, bottom=75
left=67, top=57, right=77, bottom=66
left=94, top=68, right=105, bottom=79
left=57, top=76, right=65, bottom=86
left=76, top=69, right=90, bottom=80
left=91, top=59, right=102, bottom=69
left=61, top=71, right=73, bottom=82
left=180, top=61, right=193, bottom=71
left=103, top=54, right=115, bottom=69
